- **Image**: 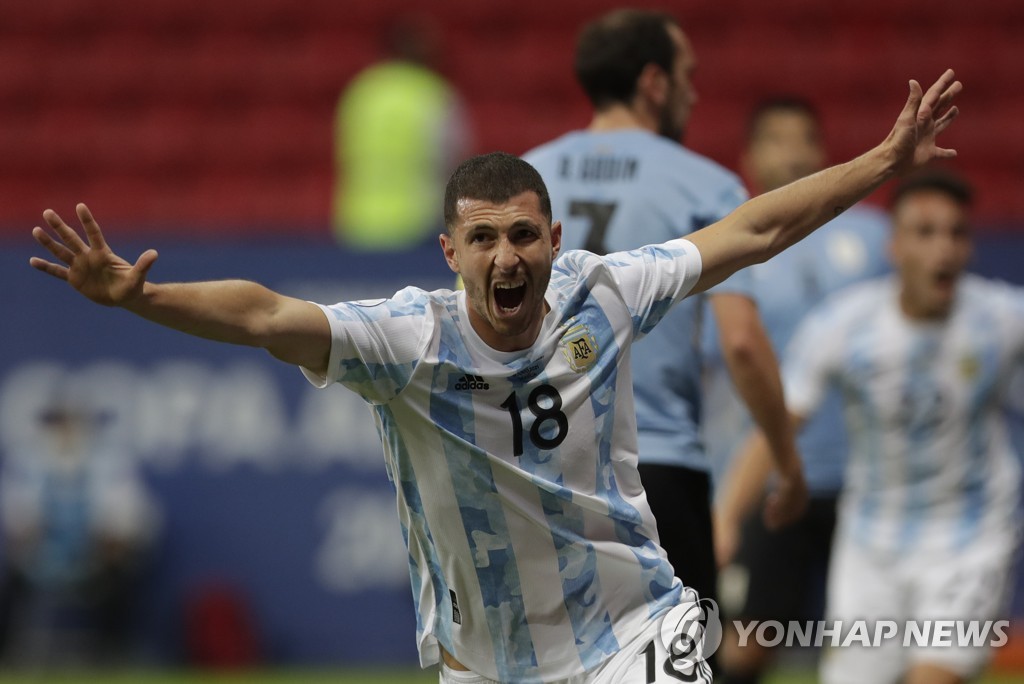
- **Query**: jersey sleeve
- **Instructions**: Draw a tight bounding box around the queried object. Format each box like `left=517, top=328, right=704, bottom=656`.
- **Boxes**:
left=782, top=301, right=845, bottom=419
left=300, top=287, right=433, bottom=404
left=594, top=238, right=703, bottom=338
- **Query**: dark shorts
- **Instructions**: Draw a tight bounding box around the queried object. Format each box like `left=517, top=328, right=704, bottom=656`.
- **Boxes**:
left=729, top=495, right=837, bottom=623
left=638, top=463, right=717, bottom=606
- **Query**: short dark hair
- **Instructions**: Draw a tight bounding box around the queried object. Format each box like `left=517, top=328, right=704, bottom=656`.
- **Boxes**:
left=889, top=169, right=974, bottom=210
left=443, top=152, right=552, bottom=231
left=746, top=96, right=821, bottom=142
left=574, top=9, right=678, bottom=109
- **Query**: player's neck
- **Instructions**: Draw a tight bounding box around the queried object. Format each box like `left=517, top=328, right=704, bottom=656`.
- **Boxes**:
left=898, top=288, right=954, bottom=323
left=588, top=104, right=654, bottom=134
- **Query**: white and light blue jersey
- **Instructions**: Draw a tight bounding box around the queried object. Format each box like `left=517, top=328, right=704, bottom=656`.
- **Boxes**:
left=784, top=275, right=1024, bottom=556
left=703, top=205, right=890, bottom=492
left=525, top=129, right=749, bottom=472
left=303, top=240, right=703, bottom=682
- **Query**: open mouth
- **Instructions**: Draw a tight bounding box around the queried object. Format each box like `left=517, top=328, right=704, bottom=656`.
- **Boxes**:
left=494, top=281, right=527, bottom=313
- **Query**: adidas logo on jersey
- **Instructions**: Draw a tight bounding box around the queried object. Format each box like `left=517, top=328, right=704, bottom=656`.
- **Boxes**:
left=454, top=374, right=489, bottom=391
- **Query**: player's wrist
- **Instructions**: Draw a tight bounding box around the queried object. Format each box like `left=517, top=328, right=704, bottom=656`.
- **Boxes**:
left=120, top=281, right=155, bottom=311
left=869, top=139, right=903, bottom=181
left=774, top=460, right=805, bottom=487
left=768, top=443, right=802, bottom=476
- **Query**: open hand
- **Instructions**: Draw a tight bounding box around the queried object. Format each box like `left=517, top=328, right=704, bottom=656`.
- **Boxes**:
left=884, top=68, right=962, bottom=175
left=762, top=471, right=809, bottom=531
left=30, top=204, right=158, bottom=307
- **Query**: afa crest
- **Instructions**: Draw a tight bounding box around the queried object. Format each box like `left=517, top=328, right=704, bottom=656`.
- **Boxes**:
left=561, top=324, right=599, bottom=373
left=959, top=354, right=979, bottom=380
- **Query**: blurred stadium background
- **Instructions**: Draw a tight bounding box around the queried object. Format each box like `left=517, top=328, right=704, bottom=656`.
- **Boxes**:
left=2, top=0, right=1023, bottom=681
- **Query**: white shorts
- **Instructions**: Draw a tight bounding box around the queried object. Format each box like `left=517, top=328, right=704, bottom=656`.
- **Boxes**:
left=820, top=531, right=1018, bottom=684
left=439, top=588, right=716, bottom=683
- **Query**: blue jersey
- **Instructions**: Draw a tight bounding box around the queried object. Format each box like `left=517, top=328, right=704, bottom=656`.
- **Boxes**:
left=304, top=240, right=703, bottom=681
left=785, top=275, right=1024, bottom=555
left=524, top=129, right=749, bottom=471
left=702, top=205, right=890, bottom=492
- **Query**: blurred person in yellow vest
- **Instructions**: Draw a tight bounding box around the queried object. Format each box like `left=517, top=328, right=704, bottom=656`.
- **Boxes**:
left=333, top=15, right=473, bottom=251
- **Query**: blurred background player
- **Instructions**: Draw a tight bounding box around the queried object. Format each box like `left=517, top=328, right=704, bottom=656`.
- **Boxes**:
left=523, top=10, right=806, bottom=640
left=333, top=14, right=473, bottom=251
left=724, top=169, right=1022, bottom=684
left=708, top=97, right=891, bottom=684
left=0, top=398, right=159, bottom=666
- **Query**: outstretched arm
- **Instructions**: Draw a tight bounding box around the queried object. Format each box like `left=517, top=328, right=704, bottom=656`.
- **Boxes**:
left=30, top=204, right=331, bottom=375
left=689, top=69, right=961, bottom=294
left=711, top=294, right=807, bottom=530
left=714, top=412, right=807, bottom=568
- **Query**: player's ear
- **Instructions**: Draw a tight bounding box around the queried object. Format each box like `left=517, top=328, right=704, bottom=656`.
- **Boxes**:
left=550, top=220, right=562, bottom=259
left=637, top=63, right=669, bottom=108
left=440, top=232, right=459, bottom=273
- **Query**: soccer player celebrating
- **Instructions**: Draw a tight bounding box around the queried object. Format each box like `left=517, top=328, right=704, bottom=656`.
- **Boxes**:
left=30, top=71, right=959, bottom=683
left=720, top=169, right=1021, bottom=684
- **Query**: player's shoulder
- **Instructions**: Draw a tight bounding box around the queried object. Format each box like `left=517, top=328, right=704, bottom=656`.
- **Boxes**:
left=384, top=284, right=447, bottom=309
left=549, top=248, right=622, bottom=318
left=828, top=276, right=892, bottom=307
left=960, top=273, right=1018, bottom=293
left=328, top=285, right=455, bottom=321
left=552, top=247, right=605, bottom=281
left=524, top=131, right=742, bottom=188
left=522, top=131, right=585, bottom=167
left=553, top=238, right=696, bottom=279
left=829, top=203, right=891, bottom=238
left=674, top=143, right=740, bottom=181
left=810, top=276, right=894, bottom=326
left=959, top=274, right=1024, bottom=309
left=640, top=137, right=744, bottom=195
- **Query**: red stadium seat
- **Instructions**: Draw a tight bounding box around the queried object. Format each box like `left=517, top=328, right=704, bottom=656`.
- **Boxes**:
left=0, top=0, right=1020, bottom=235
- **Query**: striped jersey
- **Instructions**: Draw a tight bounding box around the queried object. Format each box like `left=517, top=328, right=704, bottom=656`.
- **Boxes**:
left=702, top=205, right=890, bottom=491
left=303, top=239, right=703, bottom=681
left=524, top=129, right=749, bottom=471
left=784, top=275, right=1024, bottom=555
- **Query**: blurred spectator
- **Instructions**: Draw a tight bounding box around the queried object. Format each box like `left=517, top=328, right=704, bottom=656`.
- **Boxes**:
left=333, top=15, right=473, bottom=250
left=0, top=399, right=160, bottom=666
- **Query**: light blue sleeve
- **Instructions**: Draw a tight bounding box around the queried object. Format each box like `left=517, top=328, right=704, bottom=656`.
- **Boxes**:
left=783, top=302, right=844, bottom=419
left=617, top=240, right=701, bottom=337
left=561, top=239, right=703, bottom=339
left=304, top=288, right=436, bottom=403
